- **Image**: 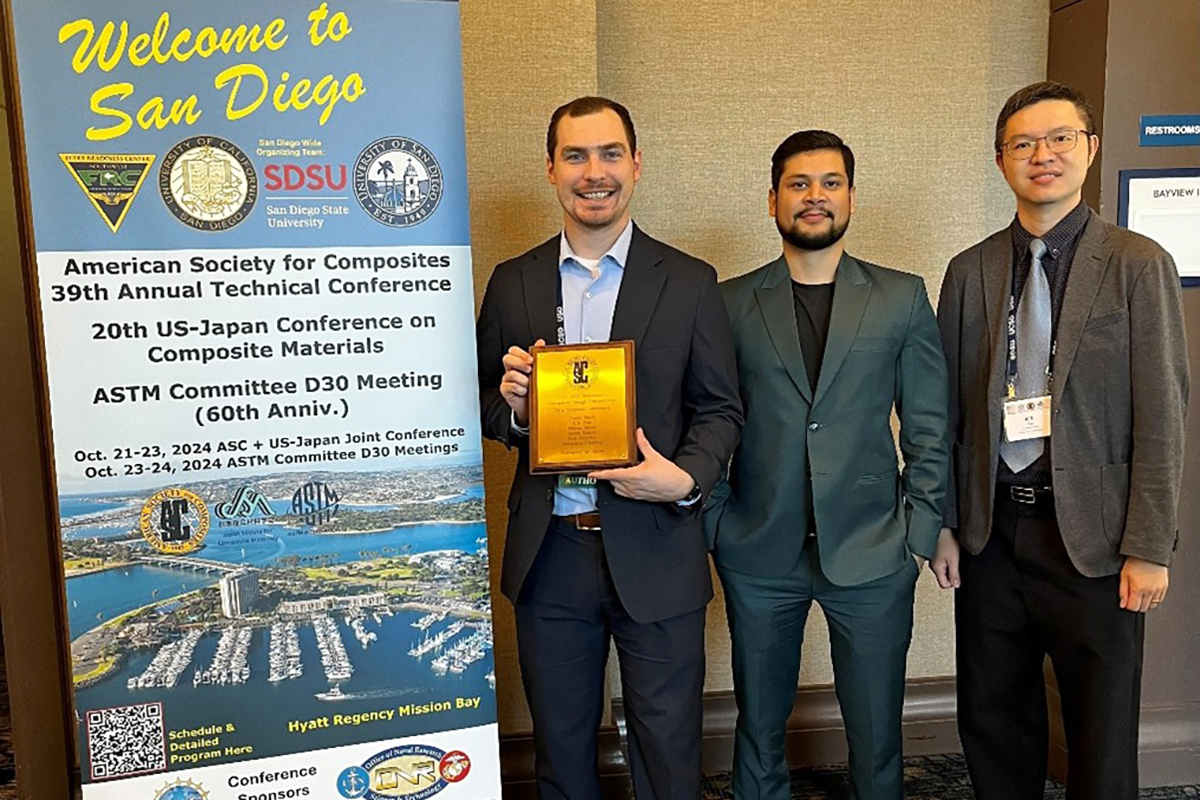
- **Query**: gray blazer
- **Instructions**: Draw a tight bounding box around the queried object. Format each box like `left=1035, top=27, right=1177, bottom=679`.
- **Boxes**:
left=937, top=209, right=1189, bottom=576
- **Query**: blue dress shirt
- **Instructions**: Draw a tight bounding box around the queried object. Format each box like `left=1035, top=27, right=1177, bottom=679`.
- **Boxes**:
left=552, top=220, right=633, bottom=515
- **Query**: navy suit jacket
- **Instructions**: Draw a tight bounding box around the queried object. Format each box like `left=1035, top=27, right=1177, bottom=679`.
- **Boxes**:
left=476, top=224, right=743, bottom=622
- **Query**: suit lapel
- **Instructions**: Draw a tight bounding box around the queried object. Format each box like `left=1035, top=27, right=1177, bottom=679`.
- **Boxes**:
left=981, top=231, right=1013, bottom=427
left=754, top=258, right=812, bottom=403
left=521, top=235, right=562, bottom=344
left=1049, top=211, right=1111, bottom=405
left=609, top=224, right=667, bottom=346
left=811, top=254, right=871, bottom=408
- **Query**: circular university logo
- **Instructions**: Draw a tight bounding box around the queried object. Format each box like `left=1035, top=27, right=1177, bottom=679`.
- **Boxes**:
left=140, top=488, right=210, bottom=554
left=153, top=779, right=209, bottom=800
left=160, top=135, right=257, bottom=231
left=353, top=136, right=443, bottom=227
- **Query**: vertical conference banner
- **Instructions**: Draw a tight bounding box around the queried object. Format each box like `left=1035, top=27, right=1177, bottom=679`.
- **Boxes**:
left=7, top=2, right=499, bottom=798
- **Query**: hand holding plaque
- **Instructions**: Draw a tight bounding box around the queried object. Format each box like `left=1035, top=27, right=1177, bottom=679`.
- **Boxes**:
left=529, top=341, right=637, bottom=474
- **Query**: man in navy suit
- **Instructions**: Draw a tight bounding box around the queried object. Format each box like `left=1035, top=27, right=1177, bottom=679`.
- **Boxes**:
left=476, top=96, right=742, bottom=800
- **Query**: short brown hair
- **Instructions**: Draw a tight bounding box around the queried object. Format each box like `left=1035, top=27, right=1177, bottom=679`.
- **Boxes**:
left=994, top=81, right=1098, bottom=153
left=546, top=96, right=637, bottom=160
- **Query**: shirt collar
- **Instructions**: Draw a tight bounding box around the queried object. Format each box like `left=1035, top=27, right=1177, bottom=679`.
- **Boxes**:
left=558, top=219, right=634, bottom=270
left=1011, top=200, right=1089, bottom=261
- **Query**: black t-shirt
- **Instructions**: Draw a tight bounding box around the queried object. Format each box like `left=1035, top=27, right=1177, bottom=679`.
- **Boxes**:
left=792, top=280, right=834, bottom=536
left=791, top=280, right=835, bottom=390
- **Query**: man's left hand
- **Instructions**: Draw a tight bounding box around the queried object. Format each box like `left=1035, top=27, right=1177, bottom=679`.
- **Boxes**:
left=589, top=428, right=695, bottom=502
left=1119, top=556, right=1169, bottom=613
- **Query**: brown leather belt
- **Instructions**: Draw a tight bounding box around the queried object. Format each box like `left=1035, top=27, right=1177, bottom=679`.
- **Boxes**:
left=554, top=512, right=602, bottom=530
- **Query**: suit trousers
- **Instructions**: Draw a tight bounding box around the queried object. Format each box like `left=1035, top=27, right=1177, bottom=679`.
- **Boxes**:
left=957, top=491, right=1145, bottom=800
left=515, top=517, right=706, bottom=800
left=718, top=539, right=918, bottom=800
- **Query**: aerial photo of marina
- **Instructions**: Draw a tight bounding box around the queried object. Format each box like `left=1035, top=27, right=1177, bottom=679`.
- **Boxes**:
left=60, top=465, right=497, bottom=766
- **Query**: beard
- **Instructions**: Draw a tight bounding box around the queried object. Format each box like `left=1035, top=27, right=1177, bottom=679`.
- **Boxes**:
left=777, top=211, right=850, bottom=251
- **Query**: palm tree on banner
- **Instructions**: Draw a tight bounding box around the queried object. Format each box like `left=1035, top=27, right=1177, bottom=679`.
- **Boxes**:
left=376, top=159, right=398, bottom=207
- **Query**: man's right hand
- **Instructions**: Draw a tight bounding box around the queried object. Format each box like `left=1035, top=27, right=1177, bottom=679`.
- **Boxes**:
left=931, top=527, right=961, bottom=589
left=500, top=339, right=544, bottom=427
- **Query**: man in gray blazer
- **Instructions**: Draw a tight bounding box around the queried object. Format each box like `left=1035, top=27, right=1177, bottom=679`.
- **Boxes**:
left=707, top=130, right=949, bottom=800
left=935, top=81, right=1189, bottom=799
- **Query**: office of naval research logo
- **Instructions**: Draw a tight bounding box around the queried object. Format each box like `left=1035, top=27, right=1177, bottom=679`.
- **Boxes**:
left=140, top=488, right=210, bottom=554
left=341, top=743, right=470, bottom=799
left=160, top=135, right=257, bottom=230
left=60, top=153, right=155, bottom=233
left=353, top=136, right=443, bottom=228
left=151, top=778, right=208, bottom=800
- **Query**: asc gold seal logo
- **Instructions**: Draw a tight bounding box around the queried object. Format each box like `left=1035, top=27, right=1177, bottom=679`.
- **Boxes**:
left=563, top=355, right=597, bottom=390
left=140, top=488, right=209, bottom=554
left=160, top=136, right=257, bottom=231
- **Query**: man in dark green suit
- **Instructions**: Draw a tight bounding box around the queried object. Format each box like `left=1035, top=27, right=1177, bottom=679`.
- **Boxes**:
left=706, top=130, right=950, bottom=800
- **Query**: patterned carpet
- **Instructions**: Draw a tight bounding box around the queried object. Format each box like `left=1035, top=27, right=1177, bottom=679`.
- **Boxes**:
left=0, top=626, right=15, bottom=800
left=701, top=754, right=1200, bottom=799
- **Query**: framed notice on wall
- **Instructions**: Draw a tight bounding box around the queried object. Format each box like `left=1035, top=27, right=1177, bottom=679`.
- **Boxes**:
left=1118, top=167, right=1200, bottom=287
left=2, top=1, right=500, bottom=798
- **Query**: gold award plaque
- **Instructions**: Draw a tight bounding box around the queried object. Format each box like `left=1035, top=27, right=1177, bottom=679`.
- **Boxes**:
left=529, top=341, right=637, bottom=474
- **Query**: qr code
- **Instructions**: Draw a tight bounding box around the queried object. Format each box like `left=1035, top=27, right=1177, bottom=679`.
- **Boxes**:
left=86, top=702, right=166, bottom=781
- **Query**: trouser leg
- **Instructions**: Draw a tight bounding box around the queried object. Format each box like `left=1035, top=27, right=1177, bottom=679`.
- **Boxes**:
left=1016, top=511, right=1145, bottom=800
left=610, top=602, right=707, bottom=800
left=514, top=520, right=611, bottom=800
left=957, top=501, right=1050, bottom=800
left=817, top=549, right=917, bottom=800
left=717, top=555, right=813, bottom=800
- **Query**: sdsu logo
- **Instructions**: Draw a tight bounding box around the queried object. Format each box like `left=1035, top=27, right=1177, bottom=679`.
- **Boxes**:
left=60, top=154, right=154, bottom=233
left=353, top=137, right=443, bottom=228
left=140, top=488, right=210, bottom=554
left=160, top=136, right=257, bottom=231
left=264, top=163, right=348, bottom=192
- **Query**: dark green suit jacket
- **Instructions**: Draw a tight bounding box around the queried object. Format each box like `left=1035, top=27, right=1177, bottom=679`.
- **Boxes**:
left=706, top=254, right=949, bottom=586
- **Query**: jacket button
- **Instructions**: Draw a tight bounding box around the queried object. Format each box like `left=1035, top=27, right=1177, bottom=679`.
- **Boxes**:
left=808, top=422, right=820, bottom=431
left=545, top=488, right=554, bottom=501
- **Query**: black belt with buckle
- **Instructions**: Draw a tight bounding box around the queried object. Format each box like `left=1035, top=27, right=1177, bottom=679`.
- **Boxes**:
left=554, top=512, right=602, bottom=531
left=998, top=484, right=1054, bottom=514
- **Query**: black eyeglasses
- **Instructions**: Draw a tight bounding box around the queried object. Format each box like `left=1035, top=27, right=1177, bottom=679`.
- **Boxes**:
left=1001, top=128, right=1092, bottom=160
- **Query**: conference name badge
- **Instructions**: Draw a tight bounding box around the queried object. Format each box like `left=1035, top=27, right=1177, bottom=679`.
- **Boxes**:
left=1003, top=395, right=1052, bottom=442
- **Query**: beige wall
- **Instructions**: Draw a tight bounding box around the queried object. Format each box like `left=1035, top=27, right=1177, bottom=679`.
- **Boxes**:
left=462, top=0, right=1048, bottom=733
left=0, top=0, right=1049, bottom=743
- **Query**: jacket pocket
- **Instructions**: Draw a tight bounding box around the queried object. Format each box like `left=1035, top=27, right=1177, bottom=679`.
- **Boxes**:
left=857, top=469, right=899, bottom=484
left=1084, top=308, right=1128, bottom=330
left=850, top=337, right=898, bottom=353
left=1100, top=462, right=1130, bottom=547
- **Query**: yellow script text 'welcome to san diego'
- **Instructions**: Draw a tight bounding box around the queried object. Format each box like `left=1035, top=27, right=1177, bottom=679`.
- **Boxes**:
left=56, top=3, right=365, bottom=141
